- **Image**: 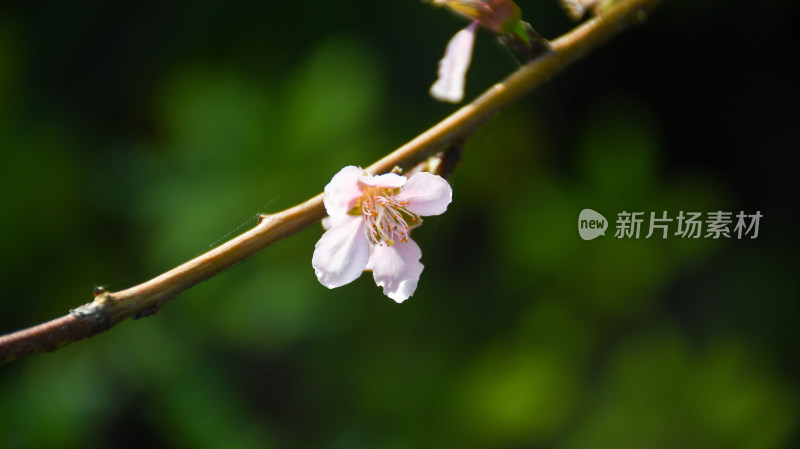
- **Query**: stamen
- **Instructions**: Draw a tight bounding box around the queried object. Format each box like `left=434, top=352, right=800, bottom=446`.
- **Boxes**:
left=358, top=185, right=421, bottom=247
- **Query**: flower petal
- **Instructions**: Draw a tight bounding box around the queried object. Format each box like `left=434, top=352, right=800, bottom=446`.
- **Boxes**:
left=429, top=22, right=477, bottom=103
left=322, top=212, right=359, bottom=231
left=312, top=216, right=370, bottom=289
left=371, top=240, right=424, bottom=303
left=364, top=245, right=375, bottom=271
left=324, top=165, right=365, bottom=216
left=396, top=172, right=453, bottom=216
left=358, top=172, right=407, bottom=189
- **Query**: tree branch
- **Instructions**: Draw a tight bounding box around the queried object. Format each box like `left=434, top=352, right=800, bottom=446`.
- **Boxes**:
left=0, top=0, right=661, bottom=365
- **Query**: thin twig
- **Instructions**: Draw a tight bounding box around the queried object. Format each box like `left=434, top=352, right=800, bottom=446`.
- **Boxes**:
left=0, top=0, right=660, bottom=365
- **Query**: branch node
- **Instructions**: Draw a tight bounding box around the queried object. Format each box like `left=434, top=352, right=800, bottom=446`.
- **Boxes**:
left=69, top=294, right=113, bottom=335
left=256, top=213, right=271, bottom=225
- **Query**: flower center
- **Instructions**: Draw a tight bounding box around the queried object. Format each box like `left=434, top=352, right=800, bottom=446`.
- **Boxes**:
left=357, top=187, right=421, bottom=246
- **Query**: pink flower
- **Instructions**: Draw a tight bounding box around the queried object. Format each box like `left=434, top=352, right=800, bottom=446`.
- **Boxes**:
left=430, top=0, right=544, bottom=103
left=312, top=166, right=453, bottom=303
left=430, top=0, right=520, bottom=103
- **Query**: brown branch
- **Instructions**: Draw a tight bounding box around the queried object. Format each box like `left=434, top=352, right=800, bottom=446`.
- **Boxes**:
left=0, top=0, right=661, bottom=365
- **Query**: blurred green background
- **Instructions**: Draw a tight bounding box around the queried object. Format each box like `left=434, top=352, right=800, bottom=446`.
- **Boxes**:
left=1, top=0, right=798, bottom=448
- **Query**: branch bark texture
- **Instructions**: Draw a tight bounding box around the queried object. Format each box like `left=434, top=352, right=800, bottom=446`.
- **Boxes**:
left=0, top=0, right=661, bottom=365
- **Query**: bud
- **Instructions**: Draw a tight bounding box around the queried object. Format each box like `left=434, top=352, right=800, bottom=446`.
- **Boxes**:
left=432, top=0, right=550, bottom=58
left=432, top=0, right=521, bottom=34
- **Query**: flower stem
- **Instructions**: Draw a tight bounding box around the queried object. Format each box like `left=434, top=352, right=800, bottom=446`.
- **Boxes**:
left=0, top=0, right=661, bottom=365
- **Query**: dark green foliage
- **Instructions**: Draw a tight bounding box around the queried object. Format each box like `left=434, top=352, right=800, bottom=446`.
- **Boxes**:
left=0, top=1, right=798, bottom=448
